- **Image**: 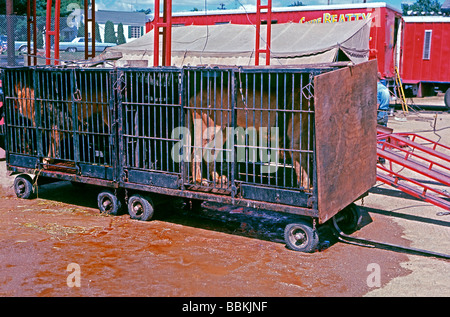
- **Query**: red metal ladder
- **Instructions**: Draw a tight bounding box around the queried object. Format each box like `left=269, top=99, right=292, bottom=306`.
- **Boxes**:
left=45, top=0, right=61, bottom=65
left=153, top=0, right=172, bottom=66
left=376, top=126, right=450, bottom=212
left=43, top=0, right=96, bottom=65
left=255, top=0, right=272, bottom=66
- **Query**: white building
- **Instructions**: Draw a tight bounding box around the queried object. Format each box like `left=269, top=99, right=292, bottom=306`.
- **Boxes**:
left=87, top=10, right=149, bottom=43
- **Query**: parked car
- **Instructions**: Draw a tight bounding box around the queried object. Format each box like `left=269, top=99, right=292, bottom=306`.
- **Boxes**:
left=58, top=37, right=116, bottom=52
left=0, top=35, right=32, bottom=53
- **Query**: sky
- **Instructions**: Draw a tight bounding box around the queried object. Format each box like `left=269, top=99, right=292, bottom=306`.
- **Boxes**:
left=94, top=0, right=418, bottom=13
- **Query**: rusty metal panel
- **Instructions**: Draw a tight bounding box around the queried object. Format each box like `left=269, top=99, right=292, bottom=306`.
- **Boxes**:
left=314, top=60, right=377, bottom=224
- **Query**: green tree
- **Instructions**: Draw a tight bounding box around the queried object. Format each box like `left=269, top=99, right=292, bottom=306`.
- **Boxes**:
left=288, top=1, right=305, bottom=6
left=77, top=20, right=85, bottom=37
left=104, top=20, right=116, bottom=44
left=402, top=0, right=442, bottom=15
left=95, top=22, right=102, bottom=43
left=36, top=26, right=44, bottom=49
left=117, top=23, right=126, bottom=45
left=136, top=8, right=152, bottom=15
left=0, top=0, right=83, bottom=16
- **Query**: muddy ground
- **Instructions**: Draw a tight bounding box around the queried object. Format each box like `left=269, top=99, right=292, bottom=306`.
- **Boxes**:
left=0, top=109, right=449, bottom=298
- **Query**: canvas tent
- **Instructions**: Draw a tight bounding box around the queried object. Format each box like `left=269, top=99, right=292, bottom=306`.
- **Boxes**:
left=104, top=18, right=371, bottom=67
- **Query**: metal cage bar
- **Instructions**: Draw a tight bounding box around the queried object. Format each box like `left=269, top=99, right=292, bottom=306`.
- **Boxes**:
left=3, top=65, right=342, bottom=214
left=118, top=68, right=182, bottom=185
left=3, top=67, right=115, bottom=178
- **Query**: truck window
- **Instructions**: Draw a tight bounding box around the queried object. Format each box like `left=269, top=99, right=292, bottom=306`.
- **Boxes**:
left=423, top=30, right=432, bottom=60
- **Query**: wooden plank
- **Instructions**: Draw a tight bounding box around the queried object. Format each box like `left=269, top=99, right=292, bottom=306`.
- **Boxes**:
left=314, top=60, right=378, bottom=223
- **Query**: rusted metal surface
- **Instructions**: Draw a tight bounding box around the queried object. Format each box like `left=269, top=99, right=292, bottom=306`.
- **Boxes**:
left=314, top=60, right=377, bottom=223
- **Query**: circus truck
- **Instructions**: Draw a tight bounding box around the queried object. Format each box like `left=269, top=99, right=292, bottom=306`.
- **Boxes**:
left=400, top=15, right=450, bottom=109
left=146, top=2, right=403, bottom=81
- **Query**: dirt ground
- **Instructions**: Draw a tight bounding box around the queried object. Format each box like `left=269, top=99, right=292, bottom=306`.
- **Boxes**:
left=0, top=107, right=449, bottom=298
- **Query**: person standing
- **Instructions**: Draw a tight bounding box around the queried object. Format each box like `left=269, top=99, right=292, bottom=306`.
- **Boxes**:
left=377, top=72, right=390, bottom=127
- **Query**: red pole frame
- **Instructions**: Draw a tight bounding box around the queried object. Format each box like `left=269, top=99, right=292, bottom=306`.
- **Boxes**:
left=255, top=0, right=272, bottom=66
left=154, top=0, right=172, bottom=66
left=45, top=0, right=60, bottom=65
left=85, top=0, right=96, bottom=60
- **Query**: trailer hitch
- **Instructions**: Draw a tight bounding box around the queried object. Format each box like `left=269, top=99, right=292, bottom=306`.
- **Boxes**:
left=332, top=219, right=450, bottom=261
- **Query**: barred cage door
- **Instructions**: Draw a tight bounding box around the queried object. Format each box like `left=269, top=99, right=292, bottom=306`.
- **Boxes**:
left=3, top=67, right=40, bottom=169
left=234, top=68, right=317, bottom=206
left=182, top=67, right=236, bottom=194
left=182, top=67, right=318, bottom=204
left=72, top=69, right=116, bottom=179
left=34, top=69, right=74, bottom=167
left=118, top=68, right=182, bottom=189
left=3, top=67, right=116, bottom=179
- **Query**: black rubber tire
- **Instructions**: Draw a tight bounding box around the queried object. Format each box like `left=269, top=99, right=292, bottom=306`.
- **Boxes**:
left=332, top=203, right=362, bottom=235
left=127, top=194, right=154, bottom=221
left=284, top=220, right=319, bottom=253
left=97, top=190, right=122, bottom=216
left=445, top=88, right=450, bottom=111
left=14, top=175, right=34, bottom=199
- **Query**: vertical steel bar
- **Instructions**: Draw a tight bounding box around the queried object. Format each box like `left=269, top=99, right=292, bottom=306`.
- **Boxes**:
left=180, top=69, right=186, bottom=184
left=219, top=71, right=224, bottom=187
left=226, top=70, right=231, bottom=187
left=259, top=72, right=264, bottom=185
left=159, top=72, right=163, bottom=172
left=290, top=73, right=294, bottom=187
left=133, top=72, right=139, bottom=168
left=275, top=72, right=279, bottom=187
left=171, top=72, right=176, bottom=173
left=298, top=73, right=303, bottom=188
left=230, top=70, right=236, bottom=197
left=44, top=71, right=50, bottom=159
left=146, top=72, right=151, bottom=170
left=124, top=73, right=130, bottom=168
left=165, top=72, right=170, bottom=172
left=71, top=69, right=79, bottom=164
left=152, top=72, right=157, bottom=169
left=116, top=69, right=125, bottom=185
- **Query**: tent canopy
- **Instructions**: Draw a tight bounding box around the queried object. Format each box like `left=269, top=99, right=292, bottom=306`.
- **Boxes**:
left=105, top=19, right=371, bottom=67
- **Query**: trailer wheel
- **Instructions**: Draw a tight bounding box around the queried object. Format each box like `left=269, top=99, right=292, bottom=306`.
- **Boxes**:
left=97, top=191, right=122, bottom=216
left=14, top=175, right=34, bottom=199
left=332, top=203, right=362, bottom=235
left=284, top=221, right=319, bottom=253
left=445, top=88, right=450, bottom=111
left=128, top=194, right=154, bottom=221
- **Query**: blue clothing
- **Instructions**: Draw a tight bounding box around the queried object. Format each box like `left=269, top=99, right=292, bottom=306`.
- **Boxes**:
left=377, top=81, right=390, bottom=126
